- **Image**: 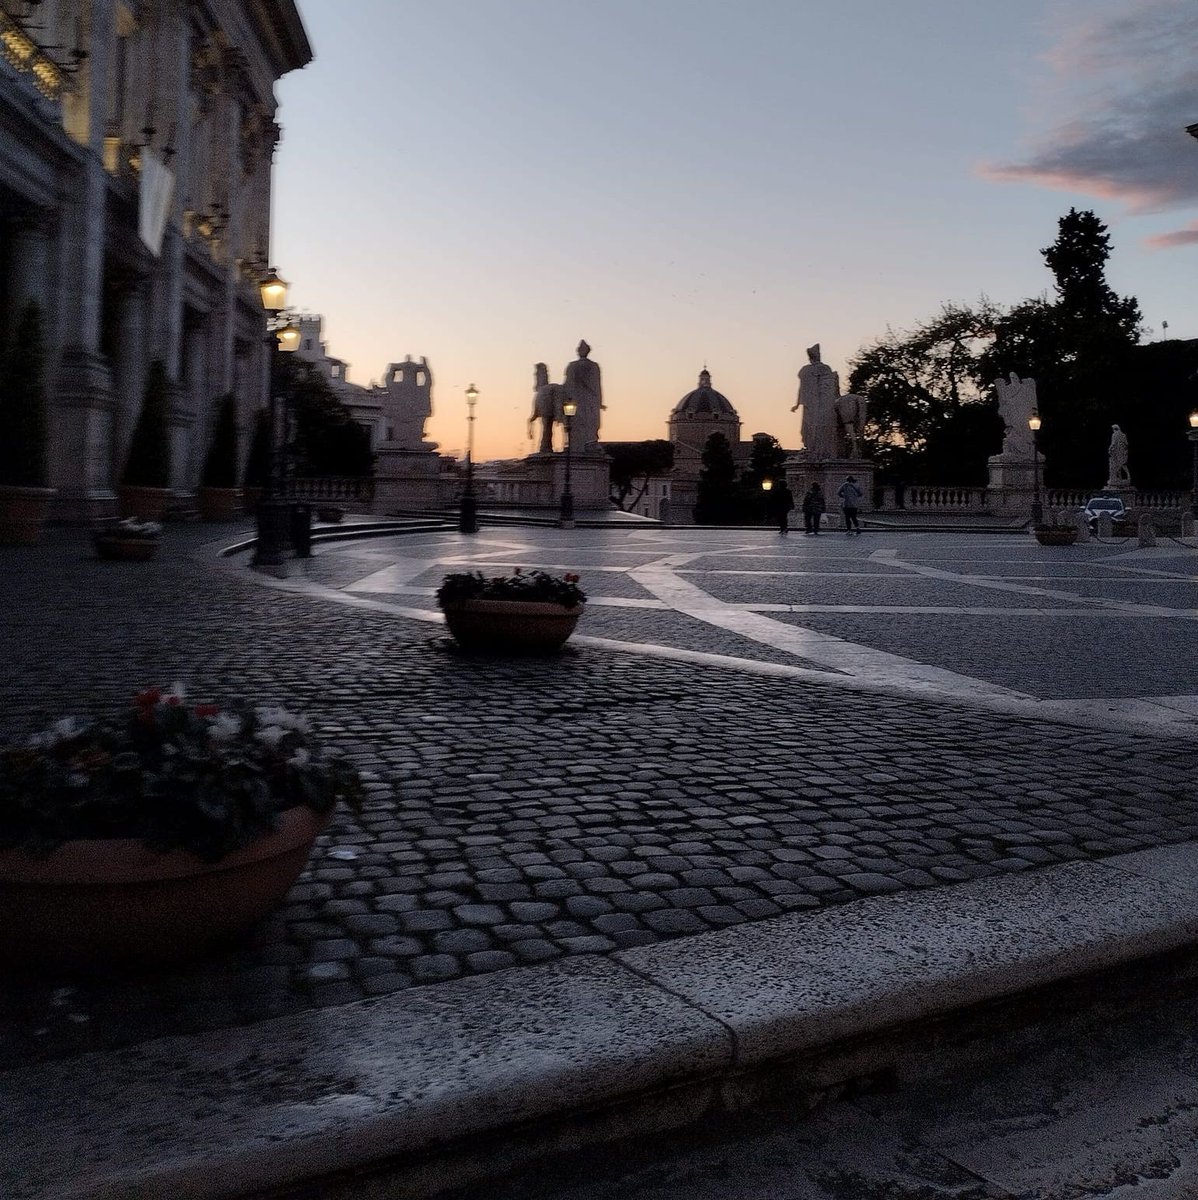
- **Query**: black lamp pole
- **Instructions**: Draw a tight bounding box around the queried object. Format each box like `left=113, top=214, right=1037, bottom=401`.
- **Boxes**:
left=560, top=402, right=575, bottom=527
left=1188, top=414, right=1198, bottom=518
left=459, top=384, right=479, bottom=534
left=1029, top=413, right=1043, bottom=526
left=254, top=269, right=295, bottom=566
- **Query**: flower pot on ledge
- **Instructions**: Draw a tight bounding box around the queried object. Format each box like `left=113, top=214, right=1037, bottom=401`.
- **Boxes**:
left=0, top=484, right=56, bottom=546
left=93, top=533, right=159, bottom=561
left=0, top=807, right=332, bottom=971
left=117, top=484, right=171, bottom=521
left=198, top=486, right=244, bottom=522
left=441, top=599, right=584, bottom=653
left=1033, top=526, right=1079, bottom=546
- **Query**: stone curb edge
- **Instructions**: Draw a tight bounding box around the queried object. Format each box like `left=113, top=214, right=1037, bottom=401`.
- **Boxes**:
left=7, top=842, right=1198, bottom=1199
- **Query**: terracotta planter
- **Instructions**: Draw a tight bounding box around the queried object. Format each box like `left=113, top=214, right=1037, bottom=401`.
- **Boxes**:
left=441, top=599, right=584, bottom=653
left=93, top=533, right=159, bottom=561
left=198, top=485, right=244, bottom=521
left=0, top=484, right=56, bottom=546
left=117, top=485, right=171, bottom=521
left=1033, top=526, right=1079, bottom=546
left=0, top=806, right=332, bottom=971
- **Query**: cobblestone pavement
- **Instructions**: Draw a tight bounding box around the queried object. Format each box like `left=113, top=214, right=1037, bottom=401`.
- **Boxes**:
left=1, top=524, right=1196, bottom=1070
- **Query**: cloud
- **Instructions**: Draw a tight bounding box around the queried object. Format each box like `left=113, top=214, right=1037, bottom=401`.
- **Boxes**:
left=979, top=0, right=1198, bottom=247
left=1144, top=221, right=1198, bottom=249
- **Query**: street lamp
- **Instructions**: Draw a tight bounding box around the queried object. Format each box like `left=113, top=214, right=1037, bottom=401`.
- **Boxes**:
left=459, top=383, right=479, bottom=534
left=254, top=269, right=300, bottom=566
left=1028, top=411, right=1043, bottom=526
left=761, top=477, right=773, bottom=527
left=560, top=399, right=577, bottom=527
left=1188, top=411, right=1198, bottom=518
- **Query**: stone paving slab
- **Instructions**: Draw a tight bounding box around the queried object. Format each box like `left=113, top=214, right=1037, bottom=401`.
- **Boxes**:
left=7, top=846, right=1198, bottom=1200
left=2, top=527, right=1198, bottom=1073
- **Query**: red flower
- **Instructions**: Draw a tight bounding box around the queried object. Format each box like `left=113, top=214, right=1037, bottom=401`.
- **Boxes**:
left=513, top=567, right=522, bottom=574
left=194, top=704, right=219, bottom=718
left=164, top=695, right=181, bottom=707
left=136, top=688, right=162, bottom=708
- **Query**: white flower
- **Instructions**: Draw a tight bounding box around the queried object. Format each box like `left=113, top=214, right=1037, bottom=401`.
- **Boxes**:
left=255, top=725, right=287, bottom=749
left=209, top=712, right=243, bottom=743
left=49, top=717, right=85, bottom=743
left=289, top=748, right=310, bottom=767
left=164, top=681, right=186, bottom=704
left=255, top=706, right=311, bottom=735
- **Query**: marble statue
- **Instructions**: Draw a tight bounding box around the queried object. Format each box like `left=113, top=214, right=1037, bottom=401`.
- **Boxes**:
left=563, top=340, right=604, bottom=453
left=1107, top=424, right=1130, bottom=487
left=994, top=372, right=1037, bottom=458
left=528, top=362, right=568, bottom=454
left=381, top=356, right=435, bottom=449
left=790, top=344, right=840, bottom=458
left=833, top=393, right=868, bottom=459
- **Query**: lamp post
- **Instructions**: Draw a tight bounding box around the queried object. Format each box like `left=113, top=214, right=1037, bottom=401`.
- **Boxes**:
left=459, top=383, right=479, bottom=534
left=761, top=477, right=773, bottom=527
left=1028, top=411, right=1043, bottom=526
left=1188, top=412, right=1198, bottom=518
left=560, top=399, right=577, bottom=527
left=254, top=268, right=300, bottom=566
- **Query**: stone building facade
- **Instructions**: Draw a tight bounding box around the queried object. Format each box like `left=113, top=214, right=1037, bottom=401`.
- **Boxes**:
left=0, top=0, right=310, bottom=518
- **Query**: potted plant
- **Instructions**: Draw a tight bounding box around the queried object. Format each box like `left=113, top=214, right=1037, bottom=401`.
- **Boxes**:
left=0, top=301, right=56, bottom=545
left=92, top=516, right=163, bottom=561
left=0, top=685, right=363, bottom=971
left=242, top=408, right=271, bottom=514
left=118, top=359, right=172, bottom=520
left=198, top=393, right=243, bottom=521
left=316, top=505, right=345, bottom=524
left=436, top=568, right=586, bottom=652
left=1032, top=524, right=1079, bottom=546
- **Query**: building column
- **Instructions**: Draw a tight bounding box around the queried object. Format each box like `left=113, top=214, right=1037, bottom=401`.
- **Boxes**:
left=109, top=273, right=147, bottom=476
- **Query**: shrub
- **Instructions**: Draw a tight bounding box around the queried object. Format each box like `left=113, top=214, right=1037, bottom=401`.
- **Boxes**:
left=0, top=301, right=49, bottom=487
left=201, top=393, right=239, bottom=488
left=121, top=360, right=171, bottom=488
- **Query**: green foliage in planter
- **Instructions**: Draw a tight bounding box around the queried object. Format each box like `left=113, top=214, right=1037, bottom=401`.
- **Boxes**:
left=0, top=687, right=363, bottom=862
left=121, top=359, right=171, bottom=488
left=0, top=301, right=49, bottom=487
left=436, top=569, right=586, bottom=608
left=243, top=408, right=271, bottom=489
left=201, top=393, right=239, bottom=488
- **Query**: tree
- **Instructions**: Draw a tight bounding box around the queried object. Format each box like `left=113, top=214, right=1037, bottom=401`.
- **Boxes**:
left=121, top=360, right=170, bottom=488
left=604, top=440, right=674, bottom=511
left=243, top=409, right=271, bottom=491
left=0, top=301, right=48, bottom=487
left=743, top=433, right=787, bottom=487
left=694, top=432, right=741, bottom=524
left=848, top=303, right=1002, bottom=486
left=276, top=356, right=374, bottom=478
left=201, top=394, right=239, bottom=488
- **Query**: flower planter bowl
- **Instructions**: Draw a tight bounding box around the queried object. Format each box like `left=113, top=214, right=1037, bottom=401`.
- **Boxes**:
left=0, top=807, right=332, bottom=972
left=198, top=486, right=244, bottom=522
left=93, top=533, right=159, bottom=561
left=1033, top=526, right=1079, bottom=546
left=117, top=485, right=171, bottom=521
left=0, top=484, right=56, bottom=546
left=441, top=599, right=584, bottom=653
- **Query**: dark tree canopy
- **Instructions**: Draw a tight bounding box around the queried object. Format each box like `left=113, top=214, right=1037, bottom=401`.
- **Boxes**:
left=276, top=356, right=374, bottom=478
left=201, top=393, right=239, bottom=488
left=848, top=209, right=1166, bottom=490
left=121, top=359, right=171, bottom=488
left=604, top=439, right=674, bottom=511
left=694, top=432, right=740, bottom=524
left=0, top=301, right=48, bottom=487
left=744, top=432, right=788, bottom=487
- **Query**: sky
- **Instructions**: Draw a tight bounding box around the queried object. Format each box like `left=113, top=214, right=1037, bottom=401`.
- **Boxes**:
left=273, top=0, right=1198, bottom=461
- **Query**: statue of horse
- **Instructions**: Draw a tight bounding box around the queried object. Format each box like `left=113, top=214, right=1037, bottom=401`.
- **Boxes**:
left=528, top=362, right=568, bottom=454
left=834, top=392, right=868, bottom=459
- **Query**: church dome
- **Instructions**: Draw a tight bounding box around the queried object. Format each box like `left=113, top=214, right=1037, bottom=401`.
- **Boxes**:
left=670, top=369, right=739, bottom=419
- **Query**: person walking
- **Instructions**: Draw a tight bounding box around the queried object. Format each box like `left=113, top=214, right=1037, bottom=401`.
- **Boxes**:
left=773, top=481, right=795, bottom=534
left=837, top=475, right=864, bottom=535
left=801, top=483, right=825, bottom=535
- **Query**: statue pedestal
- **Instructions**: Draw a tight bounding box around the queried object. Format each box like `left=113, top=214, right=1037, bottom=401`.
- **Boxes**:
left=374, top=446, right=450, bottom=512
left=987, top=454, right=1040, bottom=491
left=784, top=456, right=875, bottom=515
left=522, top=451, right=611, bottom=511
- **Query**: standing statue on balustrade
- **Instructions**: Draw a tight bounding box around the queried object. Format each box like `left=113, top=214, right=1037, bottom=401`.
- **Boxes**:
left=563, top=340, right=604, bottom=454
left=1107, top=424, right=1130, bottom=487
left=994, top=372, right=1037, bottom=459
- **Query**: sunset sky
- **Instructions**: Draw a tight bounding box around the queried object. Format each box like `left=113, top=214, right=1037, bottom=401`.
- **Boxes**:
left=273, top=0, right=1198, bottom=461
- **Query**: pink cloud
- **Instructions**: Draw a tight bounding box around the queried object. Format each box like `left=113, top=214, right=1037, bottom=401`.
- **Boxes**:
left=981, top=0, right=1198, bottom=227
left=1144, top=222, right=1198, bottom=249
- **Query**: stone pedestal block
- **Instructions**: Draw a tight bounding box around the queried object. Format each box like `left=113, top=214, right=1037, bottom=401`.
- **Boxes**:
left=522, top=452, right=612, bottom=512
left=784, top=456, right=875, bottom=515
left=374, top=448, right=450, bottom=513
